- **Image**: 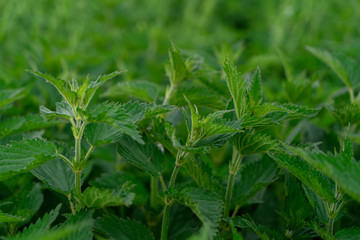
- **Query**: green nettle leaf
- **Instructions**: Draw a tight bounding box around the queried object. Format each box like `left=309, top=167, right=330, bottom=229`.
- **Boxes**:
left=90, top=172, right=149, bottom=205
left=166, top=45, right=188, bottom=85
left=306, top=46, right=352, bottom=88
left=293, top=140, right=360, bottom=202
left=144, top=103, right=176, bottom=119
left=223, top=59, right=249, bottom=119
left=102, top=80, right=159, bottom=102
left=174, top=187, right=224, bottom=238
left=8, top=204, right=61, bottom=240
left=183, top=155, right=218, bottom=192
left=231, top=215, right=286, bottom=240
left=77, top=185, right=135, bottom=208
left=79, top=102, right=143, bottom=144
left=0, top=88, right=24, bottom=110
left=117, top=135, right=166, bottom=177
left=249, top=67, right=262, bottom=108
left=233, top=156, right=279, bottom=207
left=0, top=138, right=59, bottom=181
left=239, top=114, right=279, bottom=128
left=328, top=103, right=360, bottom=126
left=95, top=216, right=154, bottom=240
left=334, top=227, right=360, bottom=240
left=27, top=70, right=78, bottom=107
left=60, top=210, right=93, bottom=240
left=85, top=123, right=124, bottom=147
left=269, top=152, right=335, bottom=202
left=40, top=101, right=74, bottom=121
left=302, top=184, right=328, bottom=224
left=82, top=71, right=125, bottom=109
left=234, top=132, right=280, bottom=155
left=32, top=158, right=74, bottom=195
left=280, top=174, right=312, bottom=230
left=0, top=211, right=25, bottom=223
left=0, top=114, right=60, bottom=138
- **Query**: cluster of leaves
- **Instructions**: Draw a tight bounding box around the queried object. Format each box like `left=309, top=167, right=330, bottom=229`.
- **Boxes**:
left=1, top=42, right=360, bottom=240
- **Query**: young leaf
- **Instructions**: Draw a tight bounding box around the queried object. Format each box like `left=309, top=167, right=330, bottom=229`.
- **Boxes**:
left=27, top=70, right=78, bottom=107
left=8, top=204, right=61, bottom=240
left=82, top=71, right=125, bottom=109
left=233, top=155, right=279, bottom=207
left=77, top=185, right=135, bottom=208
left=95, top=216, right=154, bottom=240
left=306, top=46, right=352, bottom=88
left=166, top=45, right=188, bottom=85
left=117, top=135, right=166, bottom=177
left=40, top=101, right=74, bottom=121
left=249, top=67, right=262, bottom=108
left=269, top=152, right=335, bottom=202
left=0, top=138, right=59, bottom=181
left=32, top=158, right=74, bottom=195
left=223, top=58, right=249, bottom=119
left=174, top=187, right=224, bottom=238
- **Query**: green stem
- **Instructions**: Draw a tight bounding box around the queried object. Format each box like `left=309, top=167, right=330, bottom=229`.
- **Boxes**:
left=161, top=203, right=171, bottom=240
left=75, top=171, right=81, bottom=193
left=163, top=84, right=176, bottom=105
left=150, top=176, right=158, bottom=208
left=327, top=217, right=334, bottom=236
left=224, top=172, right=235, bottom=217
left=232, top=205, right=240, bottom=218
left=160, top=152, right=183, bottom=240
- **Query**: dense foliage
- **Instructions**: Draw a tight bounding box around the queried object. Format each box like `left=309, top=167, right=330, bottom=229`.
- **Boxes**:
left=1, top=0, right=360, bottom=239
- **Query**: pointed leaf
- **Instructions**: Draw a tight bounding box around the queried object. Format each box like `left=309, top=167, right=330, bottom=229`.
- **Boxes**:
left=223, top=59, right=249, bottom=119
left=306, top=46, right=351, bottom=88
left=233, top=156, right=279, bottom=207
left=95, top=216, right=154, bottom=240
left=269, top=152, right=335, bottom=202
left=0, top=138, right=59, bottom=181
left=32, top=158, right=74, bottom=195
left=40, top=101, right=74, bottom=121
left=174, top=187, right=224, bottom=238
left=117, top=135, right=166, bottom=177
left=234, top=132, right=280, bottom=155
left=8, top=204, right=61, bottom=240
left=77, top=185, right=134, bottom=208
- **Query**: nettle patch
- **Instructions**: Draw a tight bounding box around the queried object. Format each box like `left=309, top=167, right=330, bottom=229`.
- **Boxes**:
left=0, top=45, right=360, bottom=240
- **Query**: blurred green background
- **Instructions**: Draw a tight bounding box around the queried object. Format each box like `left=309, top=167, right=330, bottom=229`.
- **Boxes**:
left=1, top=0, right=360, bottom=106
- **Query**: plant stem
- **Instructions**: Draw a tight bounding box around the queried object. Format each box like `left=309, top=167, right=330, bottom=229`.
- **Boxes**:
left=160, top=152, right=183, bottom=240
left=224, top=172, right=235, bottom=217
left=232, top=205, right=240, bottom=218
left=224, top=148, right=242, bottom=217
left=150, top=176, right=158, bottom=208
left=75, top=171, right=81, bottom=193
left=163, top=84, right=176, bottom=105
left=327, top=217, right=334, bottom=235
left=161, top=203, right=171, bottom=240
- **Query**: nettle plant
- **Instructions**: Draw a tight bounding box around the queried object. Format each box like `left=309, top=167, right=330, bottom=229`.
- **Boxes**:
left=1, top=45, right=360, bottom=240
